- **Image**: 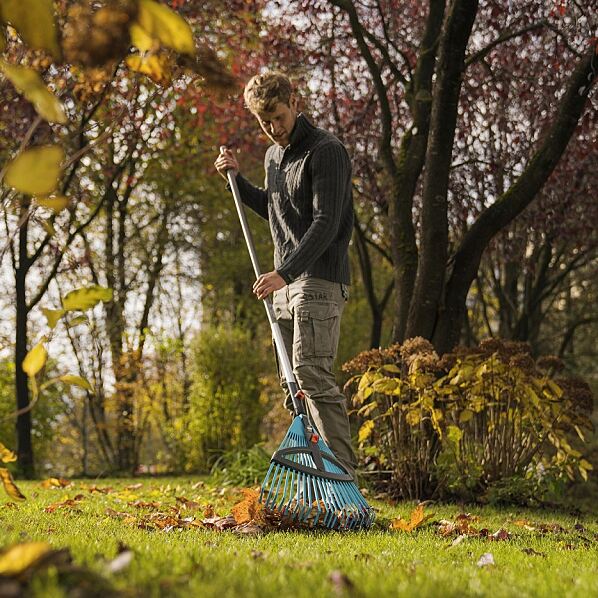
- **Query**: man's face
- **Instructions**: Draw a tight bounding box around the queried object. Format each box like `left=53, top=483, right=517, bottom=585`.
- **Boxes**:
left=255, top=95, right=298, bottom=147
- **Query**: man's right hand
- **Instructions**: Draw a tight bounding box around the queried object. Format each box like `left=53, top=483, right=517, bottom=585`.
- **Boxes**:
left=214, top=146, right=239, bottom=180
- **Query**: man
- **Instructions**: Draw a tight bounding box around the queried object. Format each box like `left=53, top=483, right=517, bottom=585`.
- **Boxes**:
left=214, top=71, right=357, bottom=477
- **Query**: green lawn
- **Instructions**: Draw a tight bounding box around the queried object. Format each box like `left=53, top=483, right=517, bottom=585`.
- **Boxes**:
left=1, top=477, right=597, bottom=597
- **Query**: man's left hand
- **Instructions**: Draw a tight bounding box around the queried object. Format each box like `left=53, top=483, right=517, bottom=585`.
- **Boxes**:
left=253, top=271, right=286, bottom=300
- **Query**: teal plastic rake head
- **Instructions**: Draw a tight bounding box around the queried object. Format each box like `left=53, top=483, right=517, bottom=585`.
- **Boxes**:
left=259, top=415, right=375, bottom=531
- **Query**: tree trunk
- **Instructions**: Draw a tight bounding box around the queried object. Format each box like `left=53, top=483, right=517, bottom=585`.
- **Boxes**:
left=433, top=45, right=597, bottom=354
left=391, top=0, right=446, bottom=342
left=15, top=199, right=34, bottom=477
left=406, top=0, right=479, bottom=339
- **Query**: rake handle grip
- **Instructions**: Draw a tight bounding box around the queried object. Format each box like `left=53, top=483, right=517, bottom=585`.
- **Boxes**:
left=225, top=167, right=306, bottom=417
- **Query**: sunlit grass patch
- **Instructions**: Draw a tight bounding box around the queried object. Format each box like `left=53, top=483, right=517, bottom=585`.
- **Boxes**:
left=1, top=477, right=597, bottom=597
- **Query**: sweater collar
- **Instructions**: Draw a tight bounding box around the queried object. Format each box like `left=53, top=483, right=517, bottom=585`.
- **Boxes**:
left=287, top=113, right=314, bottom=148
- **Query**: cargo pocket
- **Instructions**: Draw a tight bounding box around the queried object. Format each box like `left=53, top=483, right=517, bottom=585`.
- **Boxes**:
left=295, top=303, right=340, bottom=359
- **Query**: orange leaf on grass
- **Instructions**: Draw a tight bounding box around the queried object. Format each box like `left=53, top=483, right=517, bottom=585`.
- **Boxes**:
left=0, top=468, right=26, bottom=500
left=44, top=494, right=84, bottom=513
left=390, top=504, right=435, bottom=532
left=40, top=478, right=71, bottom=489
left=231, top=488, right=265, bottom=525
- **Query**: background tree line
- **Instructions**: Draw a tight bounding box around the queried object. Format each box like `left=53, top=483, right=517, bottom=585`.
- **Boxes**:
left=0, top=1, right=595, bottom=490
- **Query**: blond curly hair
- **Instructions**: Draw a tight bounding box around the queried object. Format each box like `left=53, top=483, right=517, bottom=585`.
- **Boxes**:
left=243, top=70, right=294, bottom=114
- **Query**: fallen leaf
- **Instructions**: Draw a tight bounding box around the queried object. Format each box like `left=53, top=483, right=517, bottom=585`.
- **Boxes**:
left=40, top=478, right=71, bottom=489
left=0, top=542, right=51, bottom=576
left=477, top=552, right=495, bottom=567
left=513, top=519, right=531, bottom=527
left=538, top=522, right=567, bottom=534
left=450, top=534, right=467, bottom=547
left=522, top=548, right=546, bottom=557
left=125, top=483, right=143, bottom=491
left=201, top=514, right=237, bottom=531
left=88, top=485, right=113, bottom=494
left=456, top=512, right=480, bottom=523
left=105, top=550, right=134, bottom=574
left=232, top=523, right=263, bottom=536
left=44, top=495, right=84, bottom=513
left=176, top=496, right=201, bottom=510
left=231, top=488, right=265, bottom=525
left=328, top=570, right=354, bottom=595
left=390, top=504, right=435, bottom=533
left=490, top=529, right=511, bottom=541
left=105, top=508, right=129, bottom=518
left=0, top=468, right=26, bottom=500
left=129, top=500, right=162, bottom=509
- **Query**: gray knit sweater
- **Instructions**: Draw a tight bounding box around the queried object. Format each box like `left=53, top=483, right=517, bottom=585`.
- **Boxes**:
left=232, top=114, right=353, bottom=285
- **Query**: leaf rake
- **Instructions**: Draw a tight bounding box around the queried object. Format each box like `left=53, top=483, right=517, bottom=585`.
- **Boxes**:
left=225, top=164, right=375, bottom=531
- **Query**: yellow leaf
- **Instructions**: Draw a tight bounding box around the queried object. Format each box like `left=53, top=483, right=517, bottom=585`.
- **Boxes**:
left=0, top=442, right=17, bottom=463
left=130, top=22, right=156, bottom=52
left=0, top=468, right=26, bottom=501
left=4, top=145, right=64, bottom=195
left=62, top=285, right=113, bottom=311
left=0, top=60, right=66, bottom=123
left=0, top=0, right=60, bottom=59
left=390, top=505, right=434, bottom=533
left=0, top=27, right=5, bottom=52
left=405, top=409, right=421, bottom=426
left=546, top=379, right=563, bottom=399
left=58, top=375, right=93, bottom=392
left=459, top=409, right=473, bottom=423
left=67, top=315, right=88, bottom=328
left=136, top=0, right=195, bottom=55
left=126, top=53, right=172, bottom=86
left=40, top=477, right=71, bottom=489
left=390, top=517, right=412, bottom=532
left=42, top=308, right=65, bottom=330
left=22, top=342, right=47, bottom=377
left=0, top=542, right=51, bottom=575
left=36, top=195, right=69, bottom=213
left=358, top=420, right=374, bottom=444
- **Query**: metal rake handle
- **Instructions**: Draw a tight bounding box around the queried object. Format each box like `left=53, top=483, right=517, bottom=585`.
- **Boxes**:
left=225, top=167, right=306, bottom=417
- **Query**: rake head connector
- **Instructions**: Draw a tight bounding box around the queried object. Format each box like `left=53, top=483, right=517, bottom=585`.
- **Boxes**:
left=259, top=415, right=375, bottom=531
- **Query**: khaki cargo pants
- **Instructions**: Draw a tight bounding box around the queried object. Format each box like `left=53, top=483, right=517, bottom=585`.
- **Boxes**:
left=272, top=277, right=357, bottom=477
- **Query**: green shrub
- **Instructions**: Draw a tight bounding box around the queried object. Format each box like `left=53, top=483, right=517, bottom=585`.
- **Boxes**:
left=343, top=338, right=594, bottom=503
left=184, top=324, right=267, bottom=471
left=209, top=444, right=272, bottom=487
left=0, top=359, right=64, bottom=474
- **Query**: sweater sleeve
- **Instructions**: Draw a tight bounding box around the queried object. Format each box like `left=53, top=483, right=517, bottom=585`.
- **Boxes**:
left=276, top=142, right=351, bottom=283
left=228, top=172, right=268, bottom=220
